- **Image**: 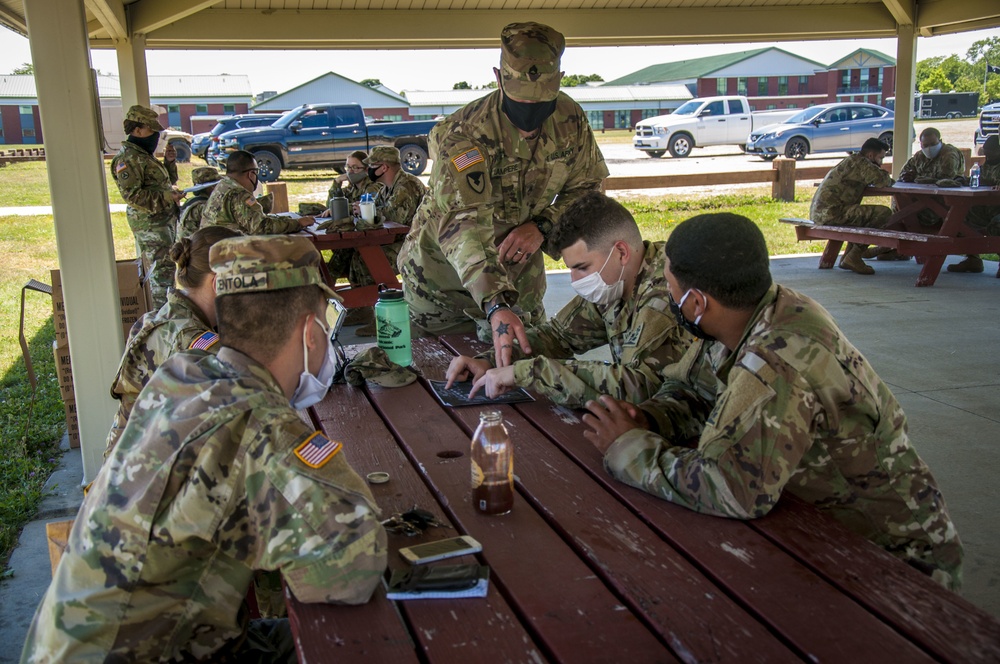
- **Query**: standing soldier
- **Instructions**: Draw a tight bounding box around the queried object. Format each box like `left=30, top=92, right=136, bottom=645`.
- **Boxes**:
left=111, top=105, right=182, bottom=309
left=176, top=167, right=221, bottom=240
left=398, top=21, right=609, bottom=369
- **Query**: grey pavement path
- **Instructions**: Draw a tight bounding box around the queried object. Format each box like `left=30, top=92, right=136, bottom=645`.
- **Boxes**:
left=2, top=255, right=998, bottom=661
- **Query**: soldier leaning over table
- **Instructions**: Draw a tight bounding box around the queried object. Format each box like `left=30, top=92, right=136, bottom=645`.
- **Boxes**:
left=21, top=235, right=386, bottom=662
left=176, top=166, right=222, bottom=240
left=581, top=213, right=963, bottom=591
left=950, top=134, right=1000, bottom=277
left=809, top=138, right=894, bottom=275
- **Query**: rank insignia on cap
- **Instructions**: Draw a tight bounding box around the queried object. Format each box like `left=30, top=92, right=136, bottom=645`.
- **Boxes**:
left=188, top=330, right=219, bottom=351
left=451, top=148, right=484, bottom=172
left=294, top=432, right=342, bottom=468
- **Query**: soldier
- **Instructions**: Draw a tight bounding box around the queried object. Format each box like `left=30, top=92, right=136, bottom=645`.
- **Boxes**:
left=103, top=225, right=239, bottom=458
left=110, top=104, right=182, bottom=309
left=319, top=150, right=381, bottom=212
left=581, top=213, right=963, bottom=591
left=176, top=166, right=222, bottom=240
left=950, top=134, right=1000, bottom=276
left=201, top=149, right=315, bottom=235
left=398, top=21, right=609, bottom=369
left=809, top=138, right=894, bottom=275
left=21, top=236, right=387, bottom=662
left=445, top=192, right=691, bottom=408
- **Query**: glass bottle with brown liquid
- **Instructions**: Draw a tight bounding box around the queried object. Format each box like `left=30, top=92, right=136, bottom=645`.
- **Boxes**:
left=471, top=409, right=514, bottom=515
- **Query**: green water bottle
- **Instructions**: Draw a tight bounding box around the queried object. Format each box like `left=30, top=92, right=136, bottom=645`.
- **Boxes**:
left=375, top=284, right=411, bottom=367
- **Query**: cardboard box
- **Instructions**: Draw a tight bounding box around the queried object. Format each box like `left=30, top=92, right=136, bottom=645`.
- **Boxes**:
left=51, top=259, right=150, bottom=347
left=63, top=396, right=80, bottom=449
left=52, top=341, right=74, bottom=402
left=45, top=519, right=75, bottom=575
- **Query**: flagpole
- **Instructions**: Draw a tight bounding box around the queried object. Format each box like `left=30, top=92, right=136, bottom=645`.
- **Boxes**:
left=985, top=61, right=989, bottom=98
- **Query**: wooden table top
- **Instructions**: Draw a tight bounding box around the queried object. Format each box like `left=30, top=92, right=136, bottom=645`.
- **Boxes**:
left=286, top=335, right=1000, bottom=663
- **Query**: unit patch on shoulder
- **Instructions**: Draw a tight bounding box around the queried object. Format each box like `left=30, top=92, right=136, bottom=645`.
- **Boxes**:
left=621, top=323, right=643, bottom=347
left=466, top=171, right=486, bottom=194
left=451, top=148, right=484, bottom=172
left=294, top=432, right=342, bottom=469
left=188, top=330, right=219, bottom=351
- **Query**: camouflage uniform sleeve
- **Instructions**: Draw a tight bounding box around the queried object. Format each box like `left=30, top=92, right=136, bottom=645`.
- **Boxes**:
left=899, top=154, right=918, bottom=181
left=112, top=156, right=175, bottom=214
left=377, top=177, right=425, bottom=226
left=164, top=158, right=179, bottom=185
left=939, top=146, right=965, bottom=179
left=232, top=192, right=301, bottom=235
left=604, top=348, right=817, bottom=519
left=514, top=356, right=666, bottom=408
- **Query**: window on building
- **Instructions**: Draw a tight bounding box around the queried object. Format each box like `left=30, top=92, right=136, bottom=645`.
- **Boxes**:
left=737, top=77, right=747, bottom=95
left=413, top=114, right=436, bottom=121
left=223, top=104, right=235, bottom=114
left=798, top=75, right=808, bottom=92
left=195, top=104, right=208, bottom=114
left=757, top=77, right=768, bottom=95
left=19, top=105, right=32, bottom=115
left=615, top=110, right=630, bottom=129
left=23, top=128, right=35, bottom=137
left=379, top=114, right=403, bottom=122
left=778, top=76, right=788, bottom=95
left=860, top=69, right=870, bottom=89
left=587, top=111, right=604, bottom=130
left=841, top=70, right=851, bottom=87
left=641, top=109, right=660, bottom=120
left=766, top=104, right=777, bottom=110
left=716, top=78, right=727, bottom=95
left=787, top=103, right=797, bottom=109
left=878, top=68, right=884, bottom=88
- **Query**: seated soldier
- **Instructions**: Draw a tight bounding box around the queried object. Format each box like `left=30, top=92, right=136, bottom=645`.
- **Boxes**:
left=21, top=236, right=387, bottom=662
left=809, top=138, right=894, bottom=275
left=176, top=167, right=221, bottom=240
left=201, top=150, right=315, bottom=235
left=581, top=213, right=963, bottom=591
left=104, top=225, right=238, bottom=457
left=445, top=191, right=692, bottom=408
left=949, top=134, right=1000, bottom=276
left=319, top=150, right=381, bottom=215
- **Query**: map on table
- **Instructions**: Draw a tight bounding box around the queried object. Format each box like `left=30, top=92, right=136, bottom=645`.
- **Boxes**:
left=428, top=380, right=534, bottom=408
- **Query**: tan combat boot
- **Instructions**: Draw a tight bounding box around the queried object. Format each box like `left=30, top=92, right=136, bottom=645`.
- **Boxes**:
left=946, top=255, right=984, bottom=273
left=839, top=244, right=875, bottom=275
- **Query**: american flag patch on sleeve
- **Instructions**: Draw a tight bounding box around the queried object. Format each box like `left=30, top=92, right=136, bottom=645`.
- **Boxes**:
left=188, top=330, right=219, bottom=351
left=294, top=432, right=342, bottom=468
left=451, top=148, right=484, bottom=172
left=115, top=162, right=127, bottom=173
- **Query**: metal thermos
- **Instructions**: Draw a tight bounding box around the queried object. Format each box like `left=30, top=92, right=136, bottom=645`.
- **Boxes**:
left=328, top=194, right=350, bottom=220
left=374, top=284, right=411, bottom=367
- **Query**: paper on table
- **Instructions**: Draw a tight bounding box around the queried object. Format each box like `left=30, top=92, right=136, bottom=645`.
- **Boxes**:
left=428, top=380, right=533, bottom=408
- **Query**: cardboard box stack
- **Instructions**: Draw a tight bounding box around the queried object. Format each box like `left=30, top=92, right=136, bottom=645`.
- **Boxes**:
left=51, top=260, right=150, bottom=448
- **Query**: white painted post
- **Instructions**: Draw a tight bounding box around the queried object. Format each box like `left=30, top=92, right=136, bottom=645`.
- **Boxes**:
left=115, top=33, right=150, bottom=110
left=893, top=23, right=918, bottom=179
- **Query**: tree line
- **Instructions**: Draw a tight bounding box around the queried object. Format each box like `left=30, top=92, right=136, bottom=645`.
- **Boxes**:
left=916, top=36, right=1000, bottom=102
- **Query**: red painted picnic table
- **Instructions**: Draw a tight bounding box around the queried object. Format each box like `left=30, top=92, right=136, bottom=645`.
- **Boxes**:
left=287, top=334, right=1000, bottom=663
left=302, top=221, right=409, bottom=308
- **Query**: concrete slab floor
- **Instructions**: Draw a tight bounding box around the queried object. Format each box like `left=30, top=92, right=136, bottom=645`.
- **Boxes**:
left=2, top=255, right=997, bottom=658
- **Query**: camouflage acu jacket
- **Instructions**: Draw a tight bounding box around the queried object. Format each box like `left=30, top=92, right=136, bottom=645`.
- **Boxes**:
left=366, top=170, right=425, bottom=228
left=328, top=178, right=380, bottom=205
left=22, top=347, right=386, bottom=662
left=900, top=143, right=965, bottom=181
left=110, top=140, right=179, bottom=226
left=176, top=194, right=210, bottom=240
left=104, top=290, right=217, bottom=458
left=400, top=89, right=608, bottom=311
left=487, top=241, right=692, bottom=407
left=201, top=176, right=301, bottom=235
left=603, top=284, right=963, bottom=589
left=810, top=153, right=894, bottom=225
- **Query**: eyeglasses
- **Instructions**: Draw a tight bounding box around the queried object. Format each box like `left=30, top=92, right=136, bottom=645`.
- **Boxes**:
left=346, top=165, right=366, bottom=172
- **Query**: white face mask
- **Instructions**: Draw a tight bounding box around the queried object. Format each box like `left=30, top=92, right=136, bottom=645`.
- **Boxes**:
left=571, top=246, right=625, bottom=306
left=290, top=316, right=338, bottom=409
left=921, top=142, right=943, bottom=159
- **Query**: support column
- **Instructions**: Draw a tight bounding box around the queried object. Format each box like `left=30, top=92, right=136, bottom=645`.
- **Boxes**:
left=24, top=0, right=123, bottom=481
left=893, top=23, right=918, bottom=178
left=115, top=32, right=150, bottom=110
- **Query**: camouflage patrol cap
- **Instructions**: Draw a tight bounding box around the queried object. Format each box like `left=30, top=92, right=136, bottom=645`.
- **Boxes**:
left=124, top=105, right=164, bottom=131
left=192, top=167, right=221, bottom=186
left=499, top=22, right=565, bottom=102
left=364, top=145, right=400, bottom=165
left=210, top=235, right=338, bottom=300
left=345, top=347, right=418, bottom=388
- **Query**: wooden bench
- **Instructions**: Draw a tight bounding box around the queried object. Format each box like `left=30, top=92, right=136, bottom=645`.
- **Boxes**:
left=780, top=217, right=948, bottom=269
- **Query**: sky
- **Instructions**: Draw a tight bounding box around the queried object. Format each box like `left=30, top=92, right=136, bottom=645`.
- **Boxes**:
left=1, top=25, right=998, bottom=95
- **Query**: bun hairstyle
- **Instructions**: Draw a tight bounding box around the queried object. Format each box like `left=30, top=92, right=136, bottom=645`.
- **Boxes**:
left=169, top=226, right=240, bottom=289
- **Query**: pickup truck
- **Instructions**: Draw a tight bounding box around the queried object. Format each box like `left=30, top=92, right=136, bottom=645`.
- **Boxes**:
left=218, top=103, right=439, bottom=181
left=974, top=101, right=1000, bottom=153
left=633, top=95, right=796, bottom=158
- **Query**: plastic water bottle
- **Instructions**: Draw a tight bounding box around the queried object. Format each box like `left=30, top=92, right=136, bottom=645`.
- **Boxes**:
left=374, top=285, right=411, bottom=367
left=970, top=162, right=981, bottom=188
left=471, top=410, right=514, bottom=516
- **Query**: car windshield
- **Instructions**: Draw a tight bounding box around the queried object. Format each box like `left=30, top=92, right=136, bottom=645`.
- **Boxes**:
left=785, top=107, right=827, bottom=124
left=272, top=109, right=306, bottom=129
left=671, top=100, right=703, bottom=116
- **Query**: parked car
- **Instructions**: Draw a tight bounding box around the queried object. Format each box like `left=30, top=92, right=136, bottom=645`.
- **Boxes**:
left=217, top=103, right=439, bottom=180
left=745, top=102, right=897, bottom=161
left=195, top=113, right=283, bottom=162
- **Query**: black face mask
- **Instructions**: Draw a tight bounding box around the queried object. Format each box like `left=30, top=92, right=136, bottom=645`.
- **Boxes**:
left=127, top=131, right=160, bottom=155
left=501, top=94, right=557, bottom=133
left=367, top=166, right=381, bottom=182
left=668, top=290, right=716, bottom=342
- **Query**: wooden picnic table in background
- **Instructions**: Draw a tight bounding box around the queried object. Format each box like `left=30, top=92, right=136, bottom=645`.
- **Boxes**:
left=286, top=335, right=1000, bottom=663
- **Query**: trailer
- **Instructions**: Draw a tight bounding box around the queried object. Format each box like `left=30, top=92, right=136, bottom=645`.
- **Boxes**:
left=886, top=92, right=980, bottom=119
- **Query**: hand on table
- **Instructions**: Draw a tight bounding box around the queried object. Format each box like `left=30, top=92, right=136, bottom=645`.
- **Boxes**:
left=317, top=208, right=332, bottom=218
left=490, top=307, right=531, bottom=368
left=470, top=366, right=516, bottom=399
left=298, top=216, right=316, bottom=227
left=498, top=223, right=544, bottom=265
left=445, top=356, right=491, bottom=388
left=582, top=396, right=648, bottom=454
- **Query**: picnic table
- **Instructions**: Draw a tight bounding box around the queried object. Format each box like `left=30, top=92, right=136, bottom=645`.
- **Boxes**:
left=302, top=221, right=409, bottom=308
left=787, top=183, right=1000, bottom=286
left=285, top=334, right=1000, bottom=663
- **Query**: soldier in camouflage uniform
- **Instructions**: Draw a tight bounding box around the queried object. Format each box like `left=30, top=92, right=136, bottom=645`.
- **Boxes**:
left=810, top=138, right=894, bottom=275
left=22, top=236, right=386, bottom=662
left=399, top=22, right=609, bottom=369
left=446, top=192, right=691, bottom=408
left=323, top=150, right=381, bottom=209
left=201, top=150, right=315, bottom=235
left=110, top=105, right=182, bottom=309
left=582, top=213, right=963, bottom=591
left=176, top=166, right=222, bottom=240
left=104, top=225, right=238, bottom=457
left=949, top=134, right=1000, bottom=276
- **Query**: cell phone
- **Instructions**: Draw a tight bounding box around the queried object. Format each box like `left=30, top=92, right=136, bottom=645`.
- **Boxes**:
left=327, top=298, right=347, bottom=340
left=398, top=536, right=483, bottom=565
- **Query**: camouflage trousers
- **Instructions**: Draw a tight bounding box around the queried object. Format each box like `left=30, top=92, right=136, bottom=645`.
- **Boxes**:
left=399, top=249, right=547, bottom=336
left=327, top=241, right=403, bottom=288
left=831, top=203, right=892, bottom=229
left=965, top=206, right=1000, bottom=236
left=890, top=198, right=941, bottom=227
left=127, top=209, right=176, bottom=310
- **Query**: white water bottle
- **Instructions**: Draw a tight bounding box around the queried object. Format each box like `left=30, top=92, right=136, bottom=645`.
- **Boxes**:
left=970, top=162, right=981, bottom=187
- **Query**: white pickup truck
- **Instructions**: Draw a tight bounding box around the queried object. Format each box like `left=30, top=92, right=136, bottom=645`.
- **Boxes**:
left=633, top=95, right=797, bottom=158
